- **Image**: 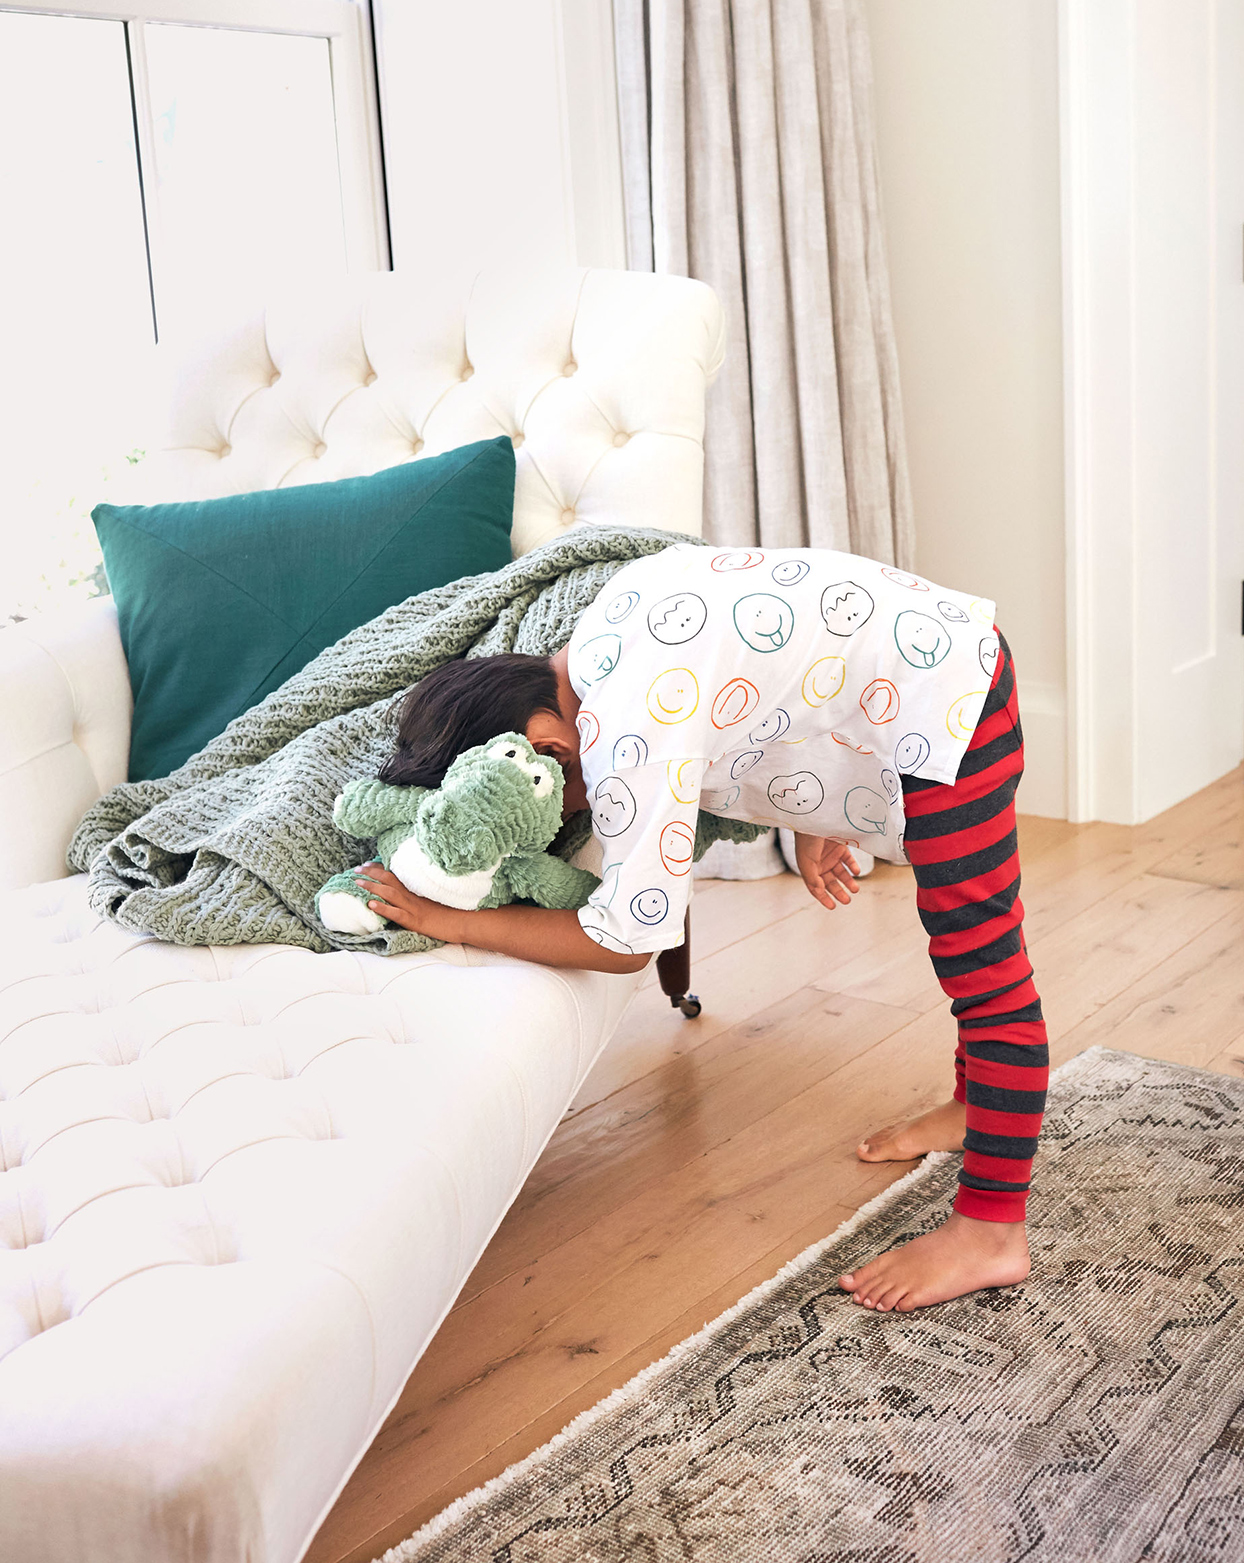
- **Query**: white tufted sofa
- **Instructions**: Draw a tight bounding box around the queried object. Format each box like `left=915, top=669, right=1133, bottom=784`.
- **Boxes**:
left=0, top=267, right=724, bottom=1563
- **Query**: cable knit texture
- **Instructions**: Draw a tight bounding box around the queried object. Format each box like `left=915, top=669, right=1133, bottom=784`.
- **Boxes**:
left=68, top=526, right=761, bottom=954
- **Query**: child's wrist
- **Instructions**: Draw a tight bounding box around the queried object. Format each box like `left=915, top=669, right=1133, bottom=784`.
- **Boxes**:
left=443, top=906, right=473, bottom=946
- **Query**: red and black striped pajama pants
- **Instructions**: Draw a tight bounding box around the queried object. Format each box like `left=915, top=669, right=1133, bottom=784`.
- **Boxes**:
left=899, top=631, right=1047, bottom=1223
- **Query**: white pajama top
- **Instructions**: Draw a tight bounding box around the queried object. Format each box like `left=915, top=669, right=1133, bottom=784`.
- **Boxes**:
left=567, top=544, right=998, bottom=955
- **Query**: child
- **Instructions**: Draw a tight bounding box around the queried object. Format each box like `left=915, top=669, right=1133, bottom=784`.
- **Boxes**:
left=355, top=544, right=1046, bottom=1312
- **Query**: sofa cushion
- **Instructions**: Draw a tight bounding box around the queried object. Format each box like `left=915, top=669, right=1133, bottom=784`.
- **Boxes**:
left=93, top=436, right=516, bottom=782
left=0, top=869, right=638, bottom=1563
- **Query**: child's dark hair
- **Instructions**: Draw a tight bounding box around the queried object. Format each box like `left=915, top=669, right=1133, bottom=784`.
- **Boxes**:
left=379, top=655, right=561, bottom=789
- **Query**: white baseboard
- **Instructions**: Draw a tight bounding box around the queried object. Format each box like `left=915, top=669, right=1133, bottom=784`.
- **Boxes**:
left=1016, top=680, right=1067, bottom=819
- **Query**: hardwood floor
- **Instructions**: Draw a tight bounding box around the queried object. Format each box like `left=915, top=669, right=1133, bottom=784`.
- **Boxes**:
left=306, top=767, right=1244, bottom=1563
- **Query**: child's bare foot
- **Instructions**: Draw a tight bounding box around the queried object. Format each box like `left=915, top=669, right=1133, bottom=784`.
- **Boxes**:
left=839, top=1211, right=1030, bottom=1311
left=857, top=1098, right=966, bottom=1163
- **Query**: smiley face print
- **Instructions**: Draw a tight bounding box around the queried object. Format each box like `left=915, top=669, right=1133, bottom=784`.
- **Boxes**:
left=844, top=786, right=888, bottom=836
left=894, top=732, right=931, bottom=773
left=581, top=921, right=635, bottom=954
left=881, top=567, right=930, bottom=592
left=605, top=589, right=641, bottom=624
left=612, top=733, right=649, bottom=769
left=860, top=678, right=900, bottom=725
left=801, top=657, right=846, bottom=708
left=593, top=775, right=638, bottom=836
left=711, top=677, right=760, bottom=729
left=630, top=888, right=670, bottom=926
left=750, top=708, right=791, bottom=743
left=979, top=634, right=1000, bottom=682
left=771, top=558, right=810, bottom=587
left=947, top=691, right=987, bottom=741
left=596, top=862, right=621, bottom=906
left=730, top=749, right=764, bottom=779
left=767, top=771, right=825, bottom=815
left=648, top=592, right=707, bottom=645
left=880, top=768, right=900, bottom=805
left=667, top=757, right=706, bottom=805
left=647, top=668, right=700, bottom=724
left=937, top=600, right=970, bottom=625
left=832, top=731, right=874, bottom=756
left=733, top=593, right=795, bottom=653
left=820, top=582, right=875, bottom=637
left=576, top=711, right=600, bottom=753
left=894, top=611, right=952, bottom=670
left=659, top=820, right=697, bottom=875
left=702, top=785, right=741, bottom=811
left=711, top=550, right=764, bottom=572
left=576, top=633, right=622, bottom=685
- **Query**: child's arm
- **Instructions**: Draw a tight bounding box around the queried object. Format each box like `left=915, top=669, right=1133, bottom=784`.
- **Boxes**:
left=351, top=862, right=648, bottom=974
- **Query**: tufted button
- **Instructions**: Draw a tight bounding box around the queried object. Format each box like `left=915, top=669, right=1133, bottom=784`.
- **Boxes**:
left=312, top=442, right=327, bottom=459
left=461, top=364, right=474, bottom=381
left=561, top=508, right=575, bottom=525
left=411, top=437, right=424, bottom=454
left=218, top=443, right=231, bottom=459
left=364, top=370, right=377, bottom=386
left=613, top=431, right=630, bottom=447
left=564, top=360, right=577, bottom=376
left=268, top=370, right=281, bottom=387
left=512, top=433, right=524, bottom=448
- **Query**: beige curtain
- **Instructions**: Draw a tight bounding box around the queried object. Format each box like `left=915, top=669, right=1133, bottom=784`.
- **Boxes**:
left=614, top=0, right=914, bottom=564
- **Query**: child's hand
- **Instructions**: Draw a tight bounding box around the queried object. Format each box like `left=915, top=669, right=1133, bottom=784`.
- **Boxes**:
left=793, top=833, right=860, bottom=911
left=352, top=862, right=463, bottom=942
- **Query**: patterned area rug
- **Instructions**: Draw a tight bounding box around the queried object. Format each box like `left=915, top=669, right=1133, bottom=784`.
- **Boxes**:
left=379, top=1048, right=1244, bottom=1563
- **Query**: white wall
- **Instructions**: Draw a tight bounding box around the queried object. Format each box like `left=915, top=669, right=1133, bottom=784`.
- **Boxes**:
left=371, top=0, right=625, bottom=277
left=863, top=0, right=1069, bottom=817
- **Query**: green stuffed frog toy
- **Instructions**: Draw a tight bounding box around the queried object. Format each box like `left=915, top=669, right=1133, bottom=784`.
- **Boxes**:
left=316, top=731, right=600, bottom=937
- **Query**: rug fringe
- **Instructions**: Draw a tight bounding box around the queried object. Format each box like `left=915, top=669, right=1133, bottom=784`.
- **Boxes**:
left=373, top=1047, right=1103, bottom=1561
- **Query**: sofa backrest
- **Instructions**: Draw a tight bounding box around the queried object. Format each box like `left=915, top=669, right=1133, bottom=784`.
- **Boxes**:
left=131, top=267, right=725, bottom=554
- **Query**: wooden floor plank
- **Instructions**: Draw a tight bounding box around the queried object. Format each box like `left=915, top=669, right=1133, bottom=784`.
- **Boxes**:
left=1028, top=876, right=1240, bottom=1043
left=307, top=776, right=1244, bottom=1563
left=810, top=865, right=1236, bottom=1039
left=1148, top=831, right=1244, bottom=892
left=1049, top=893, right=1244, bottom=1071
left=570, top=868, right=916, bottom=1111
left=462, top=987, right=920, bottom=1303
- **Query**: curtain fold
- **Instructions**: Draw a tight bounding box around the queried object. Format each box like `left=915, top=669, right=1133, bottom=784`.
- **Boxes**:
left=614, top=0, right=914, bottom=564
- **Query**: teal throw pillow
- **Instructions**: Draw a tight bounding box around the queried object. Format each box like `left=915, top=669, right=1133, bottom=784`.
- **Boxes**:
left=94, top=437, right=516, bottom=781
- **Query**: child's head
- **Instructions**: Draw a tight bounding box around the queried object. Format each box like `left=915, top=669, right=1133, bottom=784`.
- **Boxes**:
left=380, top=655, right=563, bottom=790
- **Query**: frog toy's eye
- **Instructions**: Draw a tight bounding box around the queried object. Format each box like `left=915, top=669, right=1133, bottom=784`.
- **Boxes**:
left=532, top=772, right=544, bottom=787
left=488, top=740, right=529, bottom=767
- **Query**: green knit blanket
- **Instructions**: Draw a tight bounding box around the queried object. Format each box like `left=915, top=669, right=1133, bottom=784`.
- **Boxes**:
left=68, top=525, right=761, bottom=955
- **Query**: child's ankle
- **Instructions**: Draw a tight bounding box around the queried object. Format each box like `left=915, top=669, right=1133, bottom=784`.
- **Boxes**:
left=948, top=1209, right=1028, bottom=1240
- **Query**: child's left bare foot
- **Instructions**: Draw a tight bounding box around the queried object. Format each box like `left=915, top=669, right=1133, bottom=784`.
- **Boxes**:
left=839, top=1211, right=1030, bottom=1312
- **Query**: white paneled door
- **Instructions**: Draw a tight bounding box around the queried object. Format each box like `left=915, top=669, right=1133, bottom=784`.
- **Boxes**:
left=1062, top=0, right=1244, bottom=824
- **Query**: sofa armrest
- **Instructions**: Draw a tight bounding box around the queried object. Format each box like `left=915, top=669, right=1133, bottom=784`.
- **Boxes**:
left=0, top=598, right=132, bottom=890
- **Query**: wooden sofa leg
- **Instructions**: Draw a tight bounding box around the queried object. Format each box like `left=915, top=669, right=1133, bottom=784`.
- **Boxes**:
left=656, top=911, right=701, bottom=1018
